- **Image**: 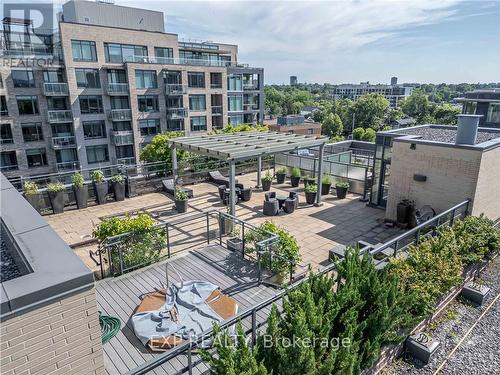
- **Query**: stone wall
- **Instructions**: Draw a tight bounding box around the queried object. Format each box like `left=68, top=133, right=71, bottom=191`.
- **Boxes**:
left=0, top=287, right=104, bottom=375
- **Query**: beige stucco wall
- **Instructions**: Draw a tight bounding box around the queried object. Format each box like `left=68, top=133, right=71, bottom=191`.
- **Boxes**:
left=0, top=287, right=104, bottom=375
left=386, top=141, right=483, bottom=221
left=471, top=146, right=500, bottom=220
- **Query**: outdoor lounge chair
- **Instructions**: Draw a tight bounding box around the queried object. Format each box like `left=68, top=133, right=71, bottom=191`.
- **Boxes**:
left=162, top=179, right=194, bottom=198
left=240, top=188, right=252, bottom=202
left=209, top=171, right=243, bottom=189
left=133, top=287, right=238, bottom=352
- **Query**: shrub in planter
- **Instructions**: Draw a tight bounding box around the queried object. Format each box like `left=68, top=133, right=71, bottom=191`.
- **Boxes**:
left=110, top=174, right=125, bottom=202
left=275, top=166, right=287, bottom=184
left=23, top=181, right=41, bottom=212
left=261, top=171, right=272, bottom=191
left=304, top=183, right=317, bottom=204
left=226, top=228, right=243, bottom=252
left=91, top=170, right=108, bottom=205
left=71, top=172, right=88, bottom=209
left=290, top=167, right=301, bottom=187
left=174, top=187, right=188, bottom=213
left=302, top=174, right=314, bottom=188
left=335, top=181, right=349, bottom=199
left=321, top=175, right=332, bottom=196
left=47, top=182, right=65, bottom=214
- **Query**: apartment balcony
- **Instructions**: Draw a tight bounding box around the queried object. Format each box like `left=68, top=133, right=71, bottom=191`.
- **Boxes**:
left=56, top=161, right=80, bottom=171
left=243, top=81, right=259, bottom=90
left=0, top=164, right=18, bottom=172
left=165, top=84, right=187, bottom=95
left=108, top=109, right=132, bottom=121
left=43, top=83, right=69, bottom=96
left=211, top=106, right=223, bottom=115
left=167, top=108, right=188, bottom=119
left=117, top=157, right=136, bottom=166
left=107, top=83, right=129, bottom=95
left=243, top=104, right=260, bottom=111
left=52, top=136, right=76, bottom=149
left=111, top=130, right=134, bottom=146
left=48, top=110, right=73, bottom=123
left=123, top=55, right=249, bottom=68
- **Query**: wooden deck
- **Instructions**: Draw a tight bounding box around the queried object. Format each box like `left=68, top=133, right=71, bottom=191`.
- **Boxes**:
left=96, top=245, right=278, bottom=375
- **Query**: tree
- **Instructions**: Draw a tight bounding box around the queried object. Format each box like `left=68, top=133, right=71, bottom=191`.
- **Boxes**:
left=322, top=113, right=343, bottom=139
left=400, top=89, right=434, bottom=124
left=352, top=127, right=376, bottom=142
left=387, top=108, right=405, bottom=124
left=432, top=103, right=461, bottom=125
left=139, top=132, right=187, bottom=165
left=352, top=94, right=389, bottom=130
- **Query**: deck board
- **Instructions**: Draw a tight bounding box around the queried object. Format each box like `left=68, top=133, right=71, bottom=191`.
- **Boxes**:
left=96, top=245, right=278, bottom=375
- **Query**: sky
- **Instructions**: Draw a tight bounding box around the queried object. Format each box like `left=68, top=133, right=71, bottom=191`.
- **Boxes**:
left=6, top=0, right=499, bottom=84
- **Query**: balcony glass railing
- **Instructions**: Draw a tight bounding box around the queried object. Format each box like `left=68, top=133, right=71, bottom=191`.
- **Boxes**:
left=111, top=131, right=134, bottom=145
left=165, top=84, right=187, bottom=95
left=122, top=55, right=250, bottom=68
left=211, top=105, right=223, bottom=115
left=117, top=157, right=136, bottom=166
left=0, top=164, right=18, bottom=171
left=48, top=110, right=73, bottom=123
left=210, top=83, right=223, bottom=89
left=52, top=136, right=76, bottom=148
left=167, top=108, right=188, bottom=119
left=107, top=83, right=129, bottom=95
left=43, top=83, right=69, bottom=96
left=56, top=161, right=80, bottom=171
left=243, top=103, right=259, bottom=111
left=243, top=81, right=259, bottom=90
left=108, top=109, right=132, bottom=121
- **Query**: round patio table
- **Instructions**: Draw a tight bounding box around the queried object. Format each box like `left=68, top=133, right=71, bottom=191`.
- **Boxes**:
left=276, top=195, right=288, bottom=210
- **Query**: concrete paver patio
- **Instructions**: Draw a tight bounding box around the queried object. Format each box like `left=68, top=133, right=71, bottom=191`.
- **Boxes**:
left=45, top=170, right=402, bottom=273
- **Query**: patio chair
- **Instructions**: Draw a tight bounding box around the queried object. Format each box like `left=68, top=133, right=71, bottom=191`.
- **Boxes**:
left=283, top=197, right=297, bottom=214
left=223, top=190, right=239, bottom=205
left=162, top=179, right=194, bottom=198
left=288, top=191, right=299, bottom=208
left=218, top=185, right=226, bottom=200
left=209, top=171, right=229, bottom=187
left=263, top=198, right=279, bottom=216
left=265, top=192, right=276, bottom=201
left=240, top=188, right=252, bottom=202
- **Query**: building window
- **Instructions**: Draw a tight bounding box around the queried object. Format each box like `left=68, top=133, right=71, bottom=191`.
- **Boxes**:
left=189, top=95, right=206, bottom=111
left=154, top=47, right=173, bottom=63
left=135, top=70, right=157, bottom=89
left=486, top=103, right=500, bottom=123
left=228, top=74, right=242, bottom=91
left=79, top=95, right=103, bottom=114
left=104, top=43, right=147, bottom=63
left=229, top=114, right=243, bottom=126
left=22, top=123, right=43, bottom=142
left=308, top=129, right=313, bottom=134
left=47, top=97, right=68, bottom=111
left=43, top=70, right=65, bottom=83
left=190, top=116, right=207, bottom=132
left=83, top=121, right=107, bottom=139
left=72, top=40, right=97, bottom=62
left=26, top=148, right=47, bottom=168
left=86, top=145, right=109, bottom=164
left=1, top=124, right=13, bottom=144
left=1, top=151, right=17, bottom=170
left=113, top=121, right=132, bottom=131
left=228, top=95, right=243, bottom=112
left=167, top=120, right=184, bottom=132
left=210, top=72, right=222, bottom=88
left=0, top=96, right=7, bottom=116
left=107, top=69, right=127, bottom=84
left=139, top=119, right=160, bottom=136
left=187, top=72, right=205, bottom=88
left=137, top=95, right=159, bottom=112
left=115, top=145, right=134, bottom=159
left=110, top=96, right=129, bottom=110
left=12, top=69, right=35, bottom=87
left=17, top=96, right=39, bottom=115
left=75, top=68, right=100, bottom=88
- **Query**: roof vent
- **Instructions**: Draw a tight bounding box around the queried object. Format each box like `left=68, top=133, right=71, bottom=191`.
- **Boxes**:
left=455, top=114, right=482, bottom=145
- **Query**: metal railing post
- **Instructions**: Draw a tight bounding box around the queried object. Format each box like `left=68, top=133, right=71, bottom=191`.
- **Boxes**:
left=187, top=345, right=193, bottom=375
left=251, top=309, right=257, bottom=347
left=166, top=224, right=171, bottom=258
left=449, top=209, right=456, bottom=226
left=219, top=212, right=222, bottom=246
left=415, top=229, right=420, bottom=245
left=242, top=222, right=245, bottom=259
left=206, top=212, right=210, bottom=244
left=393, top=240, right=399, bottom=257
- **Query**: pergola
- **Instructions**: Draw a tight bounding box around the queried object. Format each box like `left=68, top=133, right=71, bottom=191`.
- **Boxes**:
left=168, top=131, right=328, bottom=216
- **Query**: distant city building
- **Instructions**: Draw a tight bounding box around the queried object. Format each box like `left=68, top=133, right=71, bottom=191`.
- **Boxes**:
left=390, top=76, right=398, bottom=86
left=299, top=106, right=320, bottom=118
left=268, top=115, right=321, bottom=135
left=390, top=117, right=416, bottom=129
left=456, top=89, right=500, bottom=128
left=290, top=76, right=298, bottom=86
left=0, top=0, right=264, bottom=178
left=333, top=80, right=413, bottom=108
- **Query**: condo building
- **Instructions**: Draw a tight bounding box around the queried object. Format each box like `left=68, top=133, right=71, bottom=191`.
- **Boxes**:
left=456, top=88, right=500, bottom=129
left=333, top=80, right=413, bottom=108
left=0, top=0, right=264, bottom=178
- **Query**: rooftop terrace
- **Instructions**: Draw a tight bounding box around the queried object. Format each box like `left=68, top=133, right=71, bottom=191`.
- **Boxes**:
left=389, top=125, right=500, bottom=145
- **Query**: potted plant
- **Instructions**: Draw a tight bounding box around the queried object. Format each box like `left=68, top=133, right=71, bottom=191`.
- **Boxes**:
left=397, top=199, right=413, bottom=226
left=321, top=175, right=332, bottom=196
left=219, top=208, right=234, bottom=235
left=304, top=183, right=318, bottom=204
left=91, top=170, right=108, bottom=205
left=290, top=167, right=301, bottom=187
left=71, top=172, right=88, bottom=209
left=303, top=175, right=314, bottom=188
left=23, top=181, right=41, bottom=212
left=275, top=166, right=287, bottom=184
left=226, top=227, right=243, bottom=252
left=47, top=182, right=65, bottom=214
left=110, top=174, right=125, bottom=202
left=335, top=181, right=349, bottom=199
left=174, top=187, right=188, bottom=213
left=261, top=170, right=272, bottom=191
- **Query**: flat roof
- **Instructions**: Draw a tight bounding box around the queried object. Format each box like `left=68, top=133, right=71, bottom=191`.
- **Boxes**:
left=168, top=131, right=327, bottom=161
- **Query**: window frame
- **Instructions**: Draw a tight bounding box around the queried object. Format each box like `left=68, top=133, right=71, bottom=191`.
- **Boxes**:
left=86, top=145, right=109, bottom=164
left=190, top=116, right=207, bottom=132
left=12, top=69, right=35, bottom=88
left=0, top=123, right=13, bottom=144
left=16, top=95, right=39, bottom=115
left=187, top=72, right=205, bottom=88
left=135, top=70, right=157, bottom=89
left=75, top=68, right=101, bottom=88
left=138, top=119, right=160, bottom=136
left=189, top=94, right=206, bottom=111
left=137, top=95, right=159, bottom=112
left=71, top=40, right=97, bottom=62
left=79, top=95, right=104, bottom=114
left=83, top=120, right=107, bottom=139
left=21, top=122, right=44, bottom=142
left=26, top=148, right=48, bottom=168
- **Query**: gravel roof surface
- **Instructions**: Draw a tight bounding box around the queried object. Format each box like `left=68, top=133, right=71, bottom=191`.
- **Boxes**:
left=0, top=240, right=21, bottom=282
left=383, top=256, right=500, bottom=375
left=394, top=127, right=500, bottom=145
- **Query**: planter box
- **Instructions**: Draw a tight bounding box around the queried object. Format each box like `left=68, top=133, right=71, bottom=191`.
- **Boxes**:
left=335, top=186, right=348, bottom=199
left=113, top=182, right=125, bottom=201
left=261, top=179, right=272, bottom=191
left=276, top=173, right=286, bottom=184
left=461, top=281, right=491, bottom=305
left=48, top=191, right=65, bottom=214
left=175, top=199, right=188, bottom=213
left=24, top=194, right=42, bottom=213
left=305, top=191, right=317, bottom=205
left=290, top=176, right=300, bottom=187
left=405, top=333, right=440, bottom=364
left=219, top=218, right=234, bottom=235
left=94, top=182, right=108, bottom=205
left=227, top=237, right=243, bottom=252
left=73, top=185, right=88, bottom=209
left=321, top=183, right=331, bottom=196
left=126, top=177, right=138, bottom=198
